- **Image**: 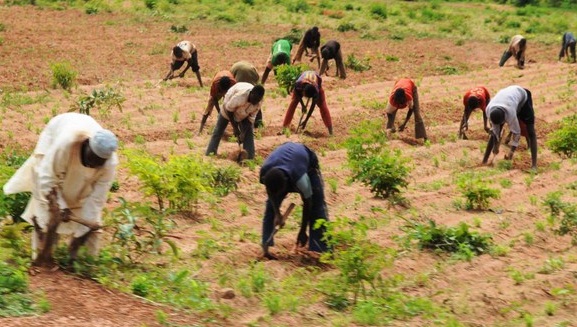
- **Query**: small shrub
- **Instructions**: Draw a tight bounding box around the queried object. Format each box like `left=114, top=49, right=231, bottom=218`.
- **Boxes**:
left=170, top=25, right=188, bottom=33
left=124, top=149, right=215, bottom=212
left=345, top=120, right=411, bottom=199
left=543, top=191, right=577, bottom=244
left=319, top=217, right=392, bottom=303
left=547, top=115, right=577, bottom=158
left=457, top=172, right=501, bottom=210
left=274, top=63, right=308, bottom=94
left=337, top=22, right=357, bottom=32
left=108, top=198, right=179, bottom=263
left=210, top=165, right=241, bottom=197
left=370, top=3, right=387, bottom=20
left=70, top=86, right=125, bottom=118
left=346, top=54, right=371, bottom=72
left=144, top=0, right=156, bottom=9
left=403, top=219, right=493, bottom=259
left=50, top=61, right=77, bottom=90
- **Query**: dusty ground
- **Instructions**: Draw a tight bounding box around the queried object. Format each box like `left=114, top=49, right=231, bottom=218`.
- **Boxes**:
left=1, top=5, right=577, bottom=327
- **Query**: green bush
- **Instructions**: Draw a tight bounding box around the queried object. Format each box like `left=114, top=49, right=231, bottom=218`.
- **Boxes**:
left=0, top=148, right=31, bottom=223
left=403, top=219, right=493, bottom=259
left=108, top=198, right=178, bottom=264
left=50, top=61, right=77, bottom=90
left=345, top=120, right=411, bottom=199
left=274, top=63, right=308, bottom=94
left=337, top=22, right=357, bottom=32
left=457, top=172, right=501, bottom=210
left=210, top=165, right=241, bottom=197
left=547, top=115, right=577, bottom=158
left=370, top=3, right=387, bottom=20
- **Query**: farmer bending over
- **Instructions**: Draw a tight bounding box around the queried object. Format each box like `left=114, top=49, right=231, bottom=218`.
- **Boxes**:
left=260, top=142, right=329, bottom=259
left=3, top=113, right=118, bottom=266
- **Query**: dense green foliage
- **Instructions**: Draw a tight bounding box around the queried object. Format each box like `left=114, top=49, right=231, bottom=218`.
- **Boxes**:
left=546, top=114, right=577, bottom=159
left=0, top=148, right=31, bottom=223
left=124, top=149, right=239, bottom=212
left=274, top=63, right=309, bottom=94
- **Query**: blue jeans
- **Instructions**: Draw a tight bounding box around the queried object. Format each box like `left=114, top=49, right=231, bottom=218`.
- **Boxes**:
left=206, top=113, right=255, bottom=159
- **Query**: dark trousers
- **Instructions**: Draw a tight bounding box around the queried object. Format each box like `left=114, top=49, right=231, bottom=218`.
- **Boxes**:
left=261, top=169, right=328, bottom=252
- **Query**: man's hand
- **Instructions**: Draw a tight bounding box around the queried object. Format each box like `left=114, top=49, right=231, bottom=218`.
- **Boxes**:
left=60, top=208, right=72, bottom=222
left=484, top=127, right=491, bottom=133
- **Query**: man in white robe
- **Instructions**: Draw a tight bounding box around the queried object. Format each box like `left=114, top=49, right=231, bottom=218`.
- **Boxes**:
left=3, top=113, right=118, bottom=265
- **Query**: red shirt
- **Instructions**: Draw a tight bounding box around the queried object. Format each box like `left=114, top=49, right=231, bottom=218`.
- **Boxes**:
left=210, top=71, right=236, bottom=99
left=463, top=86, right=490, bottom=112
left=389, top=78, right=415, bottom=109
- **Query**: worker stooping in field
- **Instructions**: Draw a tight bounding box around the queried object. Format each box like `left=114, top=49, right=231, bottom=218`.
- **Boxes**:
left=458, top=86, right=491, bottom=139
left=559, top=32, right=576, bottom=63
left=163, top=40, right=204, bottom=87
left=292, top=26, right=321, bottom=68
left=230, top=61, right=264, bottom=128
left=283, top=70, right=333, bottom=136
left=319, top=40, right=347, bottom=79
left=499, top=35, right=527, bottom=69
left=260, top=142, right=329, bottom=259
left=385, top=78, right=428, bottom=141
left=205, top=83, right=265, bottom=160
left=3, top=113, right=118, bottom=266
left=482, top=85, right=537, bottom=170
left=198, top=71, right=237, bottom=134
left=261, top=39, right=292, bottom=84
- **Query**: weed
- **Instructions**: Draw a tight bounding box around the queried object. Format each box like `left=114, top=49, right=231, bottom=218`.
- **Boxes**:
left=107, top=198, right=179, bottom=263
left=319, top=217, right=392, bottom=303
left=539, top=257, right=565, bottom=274
left=547, top=114, right=577, bottom=158
left=456, top=172, right=501, bottom=210
left=346, top=54, right=371, bottom=72
left=50, top=61, right=77, bottom=90
left=169, top=25, right=188, bottom=33
left=70, top=86, right=125, bottom=118
left=542, top=191, right=577, bottom=243
left=402, top=219, right=493, bottom=259
left=337, top=22, right=357, bottom=32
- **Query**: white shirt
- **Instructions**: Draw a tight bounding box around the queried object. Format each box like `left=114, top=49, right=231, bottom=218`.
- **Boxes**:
left=3, top=113, right=118, bottom=237
left=221, top=82, right=262, bottom=124
left=486, top=85, right=528, bottom=147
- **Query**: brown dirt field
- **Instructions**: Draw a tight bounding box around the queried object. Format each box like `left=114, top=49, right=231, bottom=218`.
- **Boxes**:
left=2, top=5, right=577, bottom=327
